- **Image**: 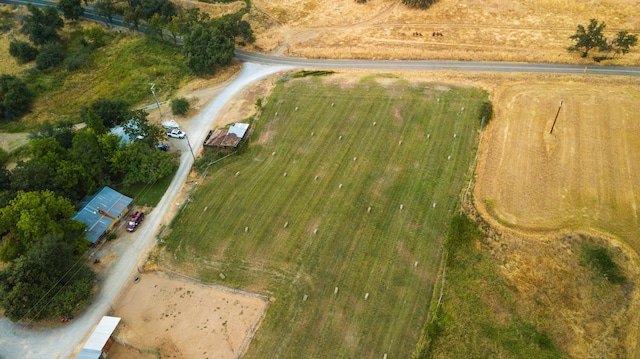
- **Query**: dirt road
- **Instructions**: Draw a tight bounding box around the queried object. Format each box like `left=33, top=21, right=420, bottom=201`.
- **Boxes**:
left=0, top=62, right=294, bottom=359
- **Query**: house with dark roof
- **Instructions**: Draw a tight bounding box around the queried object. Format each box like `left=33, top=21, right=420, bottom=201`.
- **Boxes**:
left=72, top=186, right=132, bottom=243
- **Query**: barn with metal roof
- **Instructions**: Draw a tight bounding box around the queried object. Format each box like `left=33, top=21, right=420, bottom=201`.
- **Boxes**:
left=73, top=186, right=132, bottom=243
left=204, top=123, right=250, bottom=148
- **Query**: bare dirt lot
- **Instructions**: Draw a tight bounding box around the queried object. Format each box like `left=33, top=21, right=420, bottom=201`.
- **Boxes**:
left=248, top=0, right=640, bottom=65
left=109, top=272, right=267, bottom=359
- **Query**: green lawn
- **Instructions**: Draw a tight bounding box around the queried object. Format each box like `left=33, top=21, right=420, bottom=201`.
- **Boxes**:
left=161, top=75, right=488, bottom=357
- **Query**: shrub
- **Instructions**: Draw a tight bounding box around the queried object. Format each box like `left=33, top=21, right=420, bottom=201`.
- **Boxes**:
left=479, top=101, right=493, bottom=125
left=84, top=26, right=107, bottom=48
left=580, top=242, right=626, bottom=284
left=35, top=44, right=66, bottom=70
left=0, top=75, right=34, bottom=121
left=171, top=97, right=189, bottom=116
left=9, top=40, right=39, bottom=64
left=65, top=56, right=88, bottom=71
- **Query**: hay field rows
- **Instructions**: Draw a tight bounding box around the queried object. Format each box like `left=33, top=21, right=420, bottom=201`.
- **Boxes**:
left=159, top=75, right=488, bottom=357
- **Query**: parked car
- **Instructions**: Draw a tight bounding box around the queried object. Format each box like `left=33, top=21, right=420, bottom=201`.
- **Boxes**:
left=167, top=129, right=186, bottom=139
left=156, top=143, right=169, bottom=151
left=126, top=211, right=145, bottom=232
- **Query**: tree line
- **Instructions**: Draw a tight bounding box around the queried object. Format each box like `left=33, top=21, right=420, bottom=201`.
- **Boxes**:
left=93, top=0, right=255, bottom=75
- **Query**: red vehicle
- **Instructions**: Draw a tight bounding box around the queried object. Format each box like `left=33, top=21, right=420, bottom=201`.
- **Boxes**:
left=126, top=211, right=145, bottom=232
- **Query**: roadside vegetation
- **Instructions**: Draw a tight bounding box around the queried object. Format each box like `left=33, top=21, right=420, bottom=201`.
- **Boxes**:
left=158, top=76, right=488, bottom=357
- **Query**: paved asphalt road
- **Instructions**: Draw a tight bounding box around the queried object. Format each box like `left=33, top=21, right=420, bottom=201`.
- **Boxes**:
left=234, top=50, right=640, bottom=77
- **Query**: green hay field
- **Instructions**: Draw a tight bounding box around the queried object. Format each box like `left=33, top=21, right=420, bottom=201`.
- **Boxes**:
left=161, top=75, right=488, bottom=357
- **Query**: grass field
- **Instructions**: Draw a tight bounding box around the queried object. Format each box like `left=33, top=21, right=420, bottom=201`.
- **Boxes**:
left=159, top=75, right=488, bottom=357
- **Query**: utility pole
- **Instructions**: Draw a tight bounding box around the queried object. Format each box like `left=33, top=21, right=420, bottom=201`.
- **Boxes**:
left=184, top=133, right=196, bottom=162
left=549, top=100, right=563, bottom=134
left=150, top=83, right=163, bottom=118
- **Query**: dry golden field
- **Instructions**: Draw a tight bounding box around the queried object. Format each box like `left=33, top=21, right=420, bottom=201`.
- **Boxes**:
left=475, top=81, right=640, bottom=247
left=248, top=0, right=640, bottom=65
left=472, top=75, right=640, bottom=357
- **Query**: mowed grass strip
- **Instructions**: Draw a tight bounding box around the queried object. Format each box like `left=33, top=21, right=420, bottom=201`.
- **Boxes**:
left=163, top=76, right=487, bottom=357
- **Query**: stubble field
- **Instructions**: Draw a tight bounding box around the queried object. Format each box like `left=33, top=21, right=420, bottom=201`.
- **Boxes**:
left=475, top=82, right=640, bottom=247
left=157, top=74, right=488, bottom=357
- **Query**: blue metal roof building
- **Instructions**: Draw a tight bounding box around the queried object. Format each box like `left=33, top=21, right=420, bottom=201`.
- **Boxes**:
left=73, top=187, right=132, bottom=243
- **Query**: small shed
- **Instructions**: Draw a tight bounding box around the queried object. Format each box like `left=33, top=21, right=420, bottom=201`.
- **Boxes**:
left=77, top=316, right=121, bottom=359
left=204, top=123, right=250, bottom=148
left=73, top=186, right=133, bottom=243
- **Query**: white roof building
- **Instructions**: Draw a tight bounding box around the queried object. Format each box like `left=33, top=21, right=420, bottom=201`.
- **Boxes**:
left=76, top=316, right=121, bottom=359
left=228, top=123, right=249, bottom=138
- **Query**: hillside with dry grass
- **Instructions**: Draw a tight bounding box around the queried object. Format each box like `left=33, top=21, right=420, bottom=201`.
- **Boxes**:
left=246, top=0, right=640, bottom=65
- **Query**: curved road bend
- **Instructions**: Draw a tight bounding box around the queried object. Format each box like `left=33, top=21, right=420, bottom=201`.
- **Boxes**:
left=0, top=63, right=295, bottom=359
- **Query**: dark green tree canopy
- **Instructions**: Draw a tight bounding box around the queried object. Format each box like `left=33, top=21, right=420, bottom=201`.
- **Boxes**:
left=85, top=108, right=108, bottom=134
left=124, top=109, right=164, bottom=147
left=36, top=44, right=66, bottom=70
left=612, top=30, right=638, bottom=56
left=9, top=40, right=39, bottom=64
left=171, top=97, right=189, bottom=116
left=0, top=190, right=88, bottom=262
left=122, top=142, right=176, bottom=186
left=86, top=97, right=130, bottom=128
left=58, top=0, right=85, bottom=21
left=140, top=0, right=177, bottom=20
left=123, top=6, right=144, bottom=31
left=184, top=23, right=235, bottom=76
left=24, top=4, right=64, bottom=45
left=0, top=74, right=34, bottom=121
left=29, top=119, right=76, bottom=149
left=568, top=19, right=607, bottom=58
left=95, top=0, right=117, bottom=26
left=69, top=130, right=106, bottom=195
left=0, top=235, right=95, bottom=321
